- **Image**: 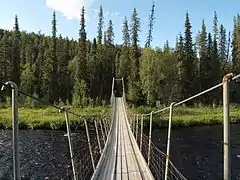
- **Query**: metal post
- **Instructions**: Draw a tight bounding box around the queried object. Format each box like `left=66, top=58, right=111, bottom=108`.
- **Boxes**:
left=164, top=102, right=175, bottom=180
left=147, top=111, right=153, bottom=166
left=102, top=117, right=108, bottom=138
left=99, top=119, right=106, bottom=144
left=84, top=119, right=95, bottom=170
left=105, top=117, right=110, bottom=132
left=60, top=108, right=77, bottom=180
left=122, top=77, right=126, bottom=103
left=223, top=73, right=233, bottom=180
left=94, top=120, right=102, bottom=154
left=1, top=82, right=20, bottom=180
left=136, top=114, right=139, bottom=142
left=140, top=115, right=144, bottom=152
left=111, top=77, right=115, bottom=105
left=133, top=114, right=136, bottom=134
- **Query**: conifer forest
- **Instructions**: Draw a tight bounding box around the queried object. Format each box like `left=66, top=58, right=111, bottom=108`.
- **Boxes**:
left=1, top=4, right=240, bottom=107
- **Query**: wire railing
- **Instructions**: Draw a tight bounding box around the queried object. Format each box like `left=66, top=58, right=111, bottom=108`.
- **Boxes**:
left=127, top=73, right=240, bottom=180
left=0, top=81, right=112, bottom=180
left=127, top=110, right=187, bottom=180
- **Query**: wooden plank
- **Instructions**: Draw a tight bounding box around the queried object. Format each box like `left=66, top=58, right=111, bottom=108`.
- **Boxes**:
left=122, top=173, right=128, bottom=180
left=116, top=156, right=122, bottom=174
left=115, top=173, right=121, bottom=180
left=128, top=172, right=142, bottom=180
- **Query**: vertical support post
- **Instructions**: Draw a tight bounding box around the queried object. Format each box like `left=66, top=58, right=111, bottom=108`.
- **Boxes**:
left=94, top=120, right=102, bottom=154
left=84, top=119, right=95, bottom=170
left=99, top=119, right=106, bottom=144
left=105, top=117, right=110, bottom=131
left=122, top=77, right=126, bottom=103
left=111, top=77, right=115, bottom=105
left=147, top=111, right=153, bottom=166
left=223, top=73, right=233, bottom=180
left=61, top=108, right=77, bottom=180
left=9, top=82, right=20, bottom=180
left=136, top=114, right=139, bottom=142
left=164, top=102, right=175, bottom=180
left=140, top=115, right=144, bottom=151
left=103, top=117, right=108, bottom=137
left=1, top=82, right=20, bottom=180
left=133, top=114, right=136, bottom=134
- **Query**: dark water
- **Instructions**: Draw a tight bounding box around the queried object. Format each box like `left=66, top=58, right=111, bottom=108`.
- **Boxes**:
left=0, top=125, right=240, bottom=179
left=152, top=124, right=240, bottom=180
left=0, top=130, right=89, bottom=180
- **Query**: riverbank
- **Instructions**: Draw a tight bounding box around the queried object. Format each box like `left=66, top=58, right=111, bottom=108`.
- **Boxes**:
left=1, top=105, right=240, bottom=130
left=0, top=106, right=109, bottom=130
left=132, top=104, right=240, bottom=129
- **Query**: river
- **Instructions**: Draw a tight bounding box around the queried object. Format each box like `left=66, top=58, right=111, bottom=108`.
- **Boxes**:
left=0, top=124, right=240, bottom=179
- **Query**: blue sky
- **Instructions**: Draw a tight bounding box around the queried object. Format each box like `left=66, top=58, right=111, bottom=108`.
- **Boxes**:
left=0, top=0, right=239, bottom=48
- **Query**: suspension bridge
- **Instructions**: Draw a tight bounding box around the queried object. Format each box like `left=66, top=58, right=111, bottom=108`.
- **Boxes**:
left=0, top=73, right=240, bottom=180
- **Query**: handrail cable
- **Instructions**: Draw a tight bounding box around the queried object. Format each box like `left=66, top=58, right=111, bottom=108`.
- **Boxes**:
left=0, top=81, right=86, bottom=119
left=138, top=73, right=240, bottom=116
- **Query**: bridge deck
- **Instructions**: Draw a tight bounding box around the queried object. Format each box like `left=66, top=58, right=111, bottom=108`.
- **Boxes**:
left=91, top=97, right=154, bottom=180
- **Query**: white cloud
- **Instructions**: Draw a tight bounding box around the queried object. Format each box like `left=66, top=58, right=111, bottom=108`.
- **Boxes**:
left=45, top=0, right=95, bottom=19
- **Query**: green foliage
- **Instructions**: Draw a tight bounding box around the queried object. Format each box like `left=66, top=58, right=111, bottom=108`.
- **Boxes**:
left=0, top=7, right=239, bottom=109
left=20, top=63, right=35, bottom=94
left=72, top=79, right=87, bottom=107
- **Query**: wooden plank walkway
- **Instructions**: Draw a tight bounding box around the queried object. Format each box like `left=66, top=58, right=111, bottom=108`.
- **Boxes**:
left=91, top=98, right=154, bottom=180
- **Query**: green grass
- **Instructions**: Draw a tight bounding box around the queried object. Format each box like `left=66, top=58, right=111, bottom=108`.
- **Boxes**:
left=1, top=104, right=240, bottom=130
left=0, top=106, right=110, bottom=130
left=131, top=104, right=240, bottom=129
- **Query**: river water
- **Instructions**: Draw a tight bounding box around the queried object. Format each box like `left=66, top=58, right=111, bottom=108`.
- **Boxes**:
left=0, top=124, right=240, bottom=180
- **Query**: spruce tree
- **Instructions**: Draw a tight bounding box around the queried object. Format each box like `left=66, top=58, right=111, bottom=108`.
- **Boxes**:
left=181, top=12, right=197, bottom=100
left=145, top=1, right=155, bottom=48
left=176, top=34, right=184, bottom=100
left=211, top=11, right=220, bottom=102
left=12, top=15, right=21, bottom=86
left=72, top=6, right=88, bottom=106
left=119, top=17, right=130, bottom=82
left=219, top=24, right=226, bottom=59
left=199, top=20, right=208, bottom=97
left=97, top=5, right=104, bottom=45
left=219, top=24, right=227, bottom=76
left=41, top=12, right=59, bottom=103
left=51, top=11, right=59, bottom=103
left=213, top=11, right=218, bottom=40
left=106, top=20, right=116, bottom=77
left=232, top=14, right=240, bottom=73
left=129, top=8, right=141, bottom=104
left=106, top=20, right=114, bottom=46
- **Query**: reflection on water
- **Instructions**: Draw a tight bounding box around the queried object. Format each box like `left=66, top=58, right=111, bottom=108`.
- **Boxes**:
left=0, top=124, right=240, bottom=179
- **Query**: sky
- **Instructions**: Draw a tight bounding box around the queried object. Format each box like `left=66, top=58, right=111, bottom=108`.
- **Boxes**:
left=0, top=0, right=239, bottom=48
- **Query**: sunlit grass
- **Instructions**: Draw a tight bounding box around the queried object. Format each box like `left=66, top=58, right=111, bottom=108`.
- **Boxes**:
left=132, top=104, right=240, bottom=128
left=0, top=106, right=109, bottom=130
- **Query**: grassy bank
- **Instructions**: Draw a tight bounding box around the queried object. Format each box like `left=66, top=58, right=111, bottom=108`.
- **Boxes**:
left=1, top=104, right=240, bottom=130
left=0, top=106, right=110, bottom=130
left=131, top=104, right=240, bottom=129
